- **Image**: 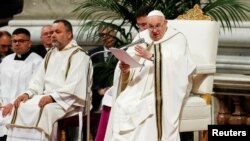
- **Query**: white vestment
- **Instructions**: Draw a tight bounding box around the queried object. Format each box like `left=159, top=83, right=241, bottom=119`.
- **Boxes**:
left=6, top=40, right=93, bottom=141
left=0, top=52, right=42, bottom=137
left=105, top=28, right=196, bottom=141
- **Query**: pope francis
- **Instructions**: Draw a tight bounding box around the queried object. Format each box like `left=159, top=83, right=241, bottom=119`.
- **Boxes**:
left=104, top=10, right=196, bottom=141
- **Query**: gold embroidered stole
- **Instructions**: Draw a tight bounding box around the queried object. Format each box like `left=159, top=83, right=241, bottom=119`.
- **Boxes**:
left=154, top=43, right=163, bottom=141
left=153, top=31, right=181, bottom=141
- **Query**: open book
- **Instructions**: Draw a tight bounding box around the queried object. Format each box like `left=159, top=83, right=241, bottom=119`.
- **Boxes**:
left=109, top=48, right=143, bottom=68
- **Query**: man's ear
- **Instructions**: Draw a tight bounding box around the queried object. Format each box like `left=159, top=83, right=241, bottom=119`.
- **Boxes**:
left=28, top=40, right=32, bottom=48
left=67, top=32, right=73, bottom=39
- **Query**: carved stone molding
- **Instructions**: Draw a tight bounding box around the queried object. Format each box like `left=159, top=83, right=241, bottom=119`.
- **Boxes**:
left=176, top=4, right=211, bottom=20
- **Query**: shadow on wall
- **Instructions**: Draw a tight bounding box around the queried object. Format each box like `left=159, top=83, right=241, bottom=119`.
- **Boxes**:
left=0, top=0, right=23, bottom=27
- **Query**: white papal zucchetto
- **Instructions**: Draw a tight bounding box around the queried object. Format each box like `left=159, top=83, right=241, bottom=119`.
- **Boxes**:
left=147, top=10, right=165, bottom=18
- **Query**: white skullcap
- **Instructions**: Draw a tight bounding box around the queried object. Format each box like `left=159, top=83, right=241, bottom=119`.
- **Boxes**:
left=147, top=10, right=165, bottom=18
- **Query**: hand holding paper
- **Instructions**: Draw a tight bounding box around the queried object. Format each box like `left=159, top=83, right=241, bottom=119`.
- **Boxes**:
left=109, top=48, right=143, bottom=68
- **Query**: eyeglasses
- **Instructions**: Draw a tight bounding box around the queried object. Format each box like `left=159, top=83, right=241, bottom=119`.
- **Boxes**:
left=148, top=22, right=165, bottom=31
left=99, top=33, right=113, bottom=39
left=0, top=44, right=11, bottom=48
left=42, top=31, right=53, bottom=36
left=12, top=39, right=29, bottom=44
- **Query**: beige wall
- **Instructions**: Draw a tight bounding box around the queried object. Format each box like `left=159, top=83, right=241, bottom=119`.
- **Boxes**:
left=14, top=0, right=82, bottom=19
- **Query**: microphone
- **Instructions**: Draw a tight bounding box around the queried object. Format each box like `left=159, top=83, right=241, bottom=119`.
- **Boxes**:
left=89, top=38, right=145, bottom=58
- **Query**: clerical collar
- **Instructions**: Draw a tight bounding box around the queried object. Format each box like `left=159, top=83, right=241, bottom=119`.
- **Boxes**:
left=14, top=49, right=32, bottom=60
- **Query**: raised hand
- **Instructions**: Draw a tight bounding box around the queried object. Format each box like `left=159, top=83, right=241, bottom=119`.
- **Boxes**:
left=135, top=45, right=152, bottom=60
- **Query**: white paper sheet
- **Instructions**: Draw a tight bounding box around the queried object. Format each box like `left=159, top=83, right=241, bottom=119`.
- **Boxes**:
left=109, top=48, right=143, bottom=68
left=101, top=86, right=113, bottom=107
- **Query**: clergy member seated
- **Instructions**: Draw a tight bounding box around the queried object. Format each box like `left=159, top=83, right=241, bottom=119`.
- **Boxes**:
left=4, top=19, right=93, bottom=141
left=0, top=28, right=43, bottom=141
left=105, top=10, right=195, bottom=141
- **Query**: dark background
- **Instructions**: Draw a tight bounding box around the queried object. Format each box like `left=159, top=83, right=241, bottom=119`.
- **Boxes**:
left=0, top=0, right=23, bottom=27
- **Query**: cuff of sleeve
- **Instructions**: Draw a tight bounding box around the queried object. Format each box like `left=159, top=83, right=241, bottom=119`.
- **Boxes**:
left=25, top=89, right=35, bottom=98
left=50, top=92, right=71, bottom=110
left=49, top=95, right=56, bottom=102
left=50, top=93, right=58, bottom=103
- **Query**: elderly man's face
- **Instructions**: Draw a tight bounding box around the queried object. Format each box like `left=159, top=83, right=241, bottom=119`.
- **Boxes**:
left=147, top=16, right=167, bottom=41
left=40, top=26, right=53, bottom=48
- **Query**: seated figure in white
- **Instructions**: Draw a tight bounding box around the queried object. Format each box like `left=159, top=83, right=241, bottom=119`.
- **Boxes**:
left=4, top=19, right=93, bottom=141
left=105, top=10, right=195, bottom=141
left=0, top=28, right=42, bottom=139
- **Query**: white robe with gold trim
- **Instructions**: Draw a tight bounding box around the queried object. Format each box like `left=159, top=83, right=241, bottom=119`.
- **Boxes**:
left=105, top=28, right=195, bottom=141
left=6, top=40, right=93, bottom=141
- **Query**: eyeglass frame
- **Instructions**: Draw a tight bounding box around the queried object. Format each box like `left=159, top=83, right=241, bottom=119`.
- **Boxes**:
left=148, top=21, right=166, bottom=31
left=99, top=33, right=116, bottom=39
left=12, top=39, right=30, bottom=44
left=42, top=31, right=53, bottom=37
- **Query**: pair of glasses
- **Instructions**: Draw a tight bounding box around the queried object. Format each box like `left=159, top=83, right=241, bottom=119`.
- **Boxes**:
left=42, top=31, right=53, bottom=36
left=148, top=22, right=165, bottom=31
left=12, top=39, right=29, bottom=44
left=0, top=44, right=11, bottom=48
left=99, top=33, right=112, bottom=39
